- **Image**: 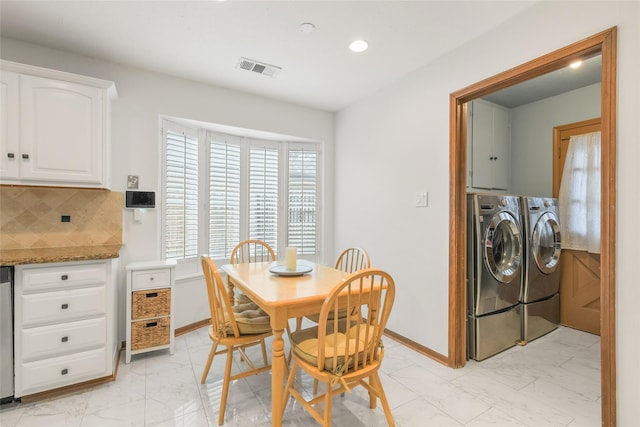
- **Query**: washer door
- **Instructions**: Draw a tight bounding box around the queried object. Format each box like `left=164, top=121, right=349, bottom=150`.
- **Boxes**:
left=483, top=212, right=522, bottom=283
left=533, top=212, right=561, bottom=274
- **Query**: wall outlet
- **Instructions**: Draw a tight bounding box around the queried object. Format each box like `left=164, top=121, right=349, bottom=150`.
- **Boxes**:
left=61, top=215, right=71, bottom=222
left=414, top=192, right=428, bottom=207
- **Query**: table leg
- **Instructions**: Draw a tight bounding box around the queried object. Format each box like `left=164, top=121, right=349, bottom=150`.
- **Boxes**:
left=271, top=327, right=285, bottom=426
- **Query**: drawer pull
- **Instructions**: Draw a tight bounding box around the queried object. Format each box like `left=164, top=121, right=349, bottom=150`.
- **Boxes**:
left=61, top=336, right=69, bottom=343
left=7, top=153, right=15, bottom=159
left=61, top=368, right=68, bottom=375
left=22, top=153, right=30, bottom=160
left=146, top=322, right=158, bottom=328
left=149, top=277, right=155, bottom=281
left=146, top=292, right=158, bottom=298
left=61, top=274, right=69, bottom=280
left=61, top=303, right=69, bottom=309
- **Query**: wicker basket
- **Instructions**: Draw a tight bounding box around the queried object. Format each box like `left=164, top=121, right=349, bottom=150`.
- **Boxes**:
left=132, top=288, right=170, bottom=320
left=131, top=316, right=170, bottom=350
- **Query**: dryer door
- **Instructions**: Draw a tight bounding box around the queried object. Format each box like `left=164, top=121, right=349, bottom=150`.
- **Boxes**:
left=483, top=212, right=522, bottom=283
left=533, top=212, right=561, bottom=274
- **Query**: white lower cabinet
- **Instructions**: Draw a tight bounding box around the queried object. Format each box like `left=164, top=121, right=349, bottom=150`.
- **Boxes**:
left=14, top=259, right=116, bottom=397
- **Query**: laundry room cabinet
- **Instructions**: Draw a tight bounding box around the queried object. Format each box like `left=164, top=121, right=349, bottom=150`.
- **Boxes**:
left=468, top=99, right=511, bottom=191
left=0, top=60, right=116, bottom=188
left=13, top=259, right=118, bottom=398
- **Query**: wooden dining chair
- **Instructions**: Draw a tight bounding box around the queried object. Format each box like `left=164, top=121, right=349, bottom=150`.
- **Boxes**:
left=297, top=247, right=371, bottom=329
left=229, top=239, right=276, bottom=304
left=334, top=246, right=371, bottom=275
left=200, top=256, right=273, bottom=426
left=284, top=268, right=396, bottom=426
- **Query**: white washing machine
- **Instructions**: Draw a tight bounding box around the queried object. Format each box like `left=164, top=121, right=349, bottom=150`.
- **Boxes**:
left=467, top=193, right=523, bottom=361
left=521, top=197, right=562, bottom=342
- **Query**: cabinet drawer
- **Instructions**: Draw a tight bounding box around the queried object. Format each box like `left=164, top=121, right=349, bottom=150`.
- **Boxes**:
left=132, top=288, right=170, bottom=320
left=22, top=286, right=106, bottom=326
left=131, top=269, right=170, bottom=290
left=21, top=262, right=107, bottom=292
left=22, top=317, right=106, bottom=362
left=131, top=317, right=170, bottom=351
left=20, top=347, right=107, bottom=396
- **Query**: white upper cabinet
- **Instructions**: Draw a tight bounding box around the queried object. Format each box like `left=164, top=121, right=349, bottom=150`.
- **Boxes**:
left=0, top=61, right=116, bottom=188
left=0, top=70, right=19, bottom=179
left=468, top=99, right=511, bottom=191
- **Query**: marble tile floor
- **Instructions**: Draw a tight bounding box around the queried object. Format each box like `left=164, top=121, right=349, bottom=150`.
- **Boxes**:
left=0, top=325, right=601, bottom=427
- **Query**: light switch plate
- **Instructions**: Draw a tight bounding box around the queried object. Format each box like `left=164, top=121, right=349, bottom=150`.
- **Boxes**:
left=415, top=191, right=428, bottom=207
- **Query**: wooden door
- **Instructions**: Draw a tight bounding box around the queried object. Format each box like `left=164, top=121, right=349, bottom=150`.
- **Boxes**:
left=552, top=118, right=601, bottom=335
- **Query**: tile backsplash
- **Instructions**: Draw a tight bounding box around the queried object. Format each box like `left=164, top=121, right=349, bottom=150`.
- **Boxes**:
left=0, top=186, right=123, bottom=250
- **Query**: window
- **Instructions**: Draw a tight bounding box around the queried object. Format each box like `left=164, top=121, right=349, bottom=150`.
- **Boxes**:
left=164, top=126, right=198, bottom=260
left=162, top=120, right=321, bottom=265
left=288, top=148, right=317, bottom=255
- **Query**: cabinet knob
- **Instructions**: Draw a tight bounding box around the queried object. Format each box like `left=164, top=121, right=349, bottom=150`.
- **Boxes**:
left=61, top=368, right=69, bottom=375
left=21, top=153, right=29, bottom=160
left=7, top=153, right=14, bottom=159
left=61, top=336, right=69, bottom=343
left=61, top=274, right=69, bottom=280
left=61, top=303, right=69, bottom=309
left=149, top=277, right=155, bottom=281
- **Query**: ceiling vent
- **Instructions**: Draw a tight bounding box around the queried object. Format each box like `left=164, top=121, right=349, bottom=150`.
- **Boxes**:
left=236, top=57, right=282, bottom=78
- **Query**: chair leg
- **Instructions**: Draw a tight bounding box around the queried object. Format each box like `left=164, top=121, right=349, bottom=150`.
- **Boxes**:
left=313, top=379, right=319, bottom=395
left=323, top=382, right=333, bottom=427
left=200, top=341, right=218, bottom=384
left=295, top=316, right=303, bottom=331
left=283, top=359, right=298, bottom=415
left=218, top=347, right=234, bottom=426
left=260, top=338, right=269, bottom=366
left=371, top=372, right=394, bottom=426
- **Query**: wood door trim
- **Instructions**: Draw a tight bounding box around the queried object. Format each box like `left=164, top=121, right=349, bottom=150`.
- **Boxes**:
left=448, top=27, right=617, bottom=425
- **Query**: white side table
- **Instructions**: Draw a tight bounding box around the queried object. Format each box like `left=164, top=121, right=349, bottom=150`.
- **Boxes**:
left=125, top=260, right=176, bottom=363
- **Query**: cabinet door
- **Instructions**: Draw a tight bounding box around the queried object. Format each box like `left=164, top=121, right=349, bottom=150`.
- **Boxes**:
left=491, top=106, right=510, bottom=191
left=19, top=74, right=103, bottom=185
left=0, top=70, right=19, bottom=179
left=471, top=101, right=494, bottom=190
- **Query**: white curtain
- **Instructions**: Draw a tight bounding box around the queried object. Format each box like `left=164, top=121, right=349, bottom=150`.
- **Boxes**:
left=558, top=131, right=601, bottom=254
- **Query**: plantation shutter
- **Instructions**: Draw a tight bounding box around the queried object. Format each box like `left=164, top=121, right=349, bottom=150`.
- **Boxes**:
left=164, top=127, right=199, bottom=260
left=288, top=148, right=317, bottom=255
left=249, top=146, right=279, bottom=253
left=209, top=141, right=241, bottom=259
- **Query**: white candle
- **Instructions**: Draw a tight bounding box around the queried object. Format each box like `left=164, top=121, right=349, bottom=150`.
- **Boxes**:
left=285, top=247, right=297, bottom=270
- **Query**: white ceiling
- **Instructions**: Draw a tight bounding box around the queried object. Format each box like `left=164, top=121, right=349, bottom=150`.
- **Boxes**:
left=0, top=0, right=541, bottom=112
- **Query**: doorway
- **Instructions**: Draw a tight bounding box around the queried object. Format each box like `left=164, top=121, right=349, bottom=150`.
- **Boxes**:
left=448, top=28, right=617, bottom=425
left=554, top=119, right=602, bottom=335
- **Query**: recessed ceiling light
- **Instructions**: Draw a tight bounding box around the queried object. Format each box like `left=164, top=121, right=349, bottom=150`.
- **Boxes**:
left=349, top=39, right=368, bottom=53
left=299, top=22, right=315, bottom=34
left=569, top=60, right=583, bottom=69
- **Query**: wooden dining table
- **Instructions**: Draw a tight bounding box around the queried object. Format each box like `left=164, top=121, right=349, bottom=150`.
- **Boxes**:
left=221, top=260, right=348, bottom=426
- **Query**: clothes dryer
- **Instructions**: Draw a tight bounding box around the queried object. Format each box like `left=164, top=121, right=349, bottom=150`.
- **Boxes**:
left=521, top=197, right=562, bottom=342
left=467, top=193, right=523, bottom=361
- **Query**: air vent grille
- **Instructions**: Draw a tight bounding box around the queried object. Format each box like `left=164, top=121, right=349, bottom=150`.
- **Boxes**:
left=236, top=57, right=281, bottom=77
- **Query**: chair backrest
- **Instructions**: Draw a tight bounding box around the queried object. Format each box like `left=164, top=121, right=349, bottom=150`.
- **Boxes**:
left=315, top=268, right=395, bottom=376
left=201, top=256, right=241, bottom=338
left=335, top=247, right=371, bottom=273
left=230, top=239, right=276, bottom=264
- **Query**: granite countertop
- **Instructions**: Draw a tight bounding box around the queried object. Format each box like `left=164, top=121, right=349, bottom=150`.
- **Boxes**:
left=0, top=245, right=122, bottom=266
